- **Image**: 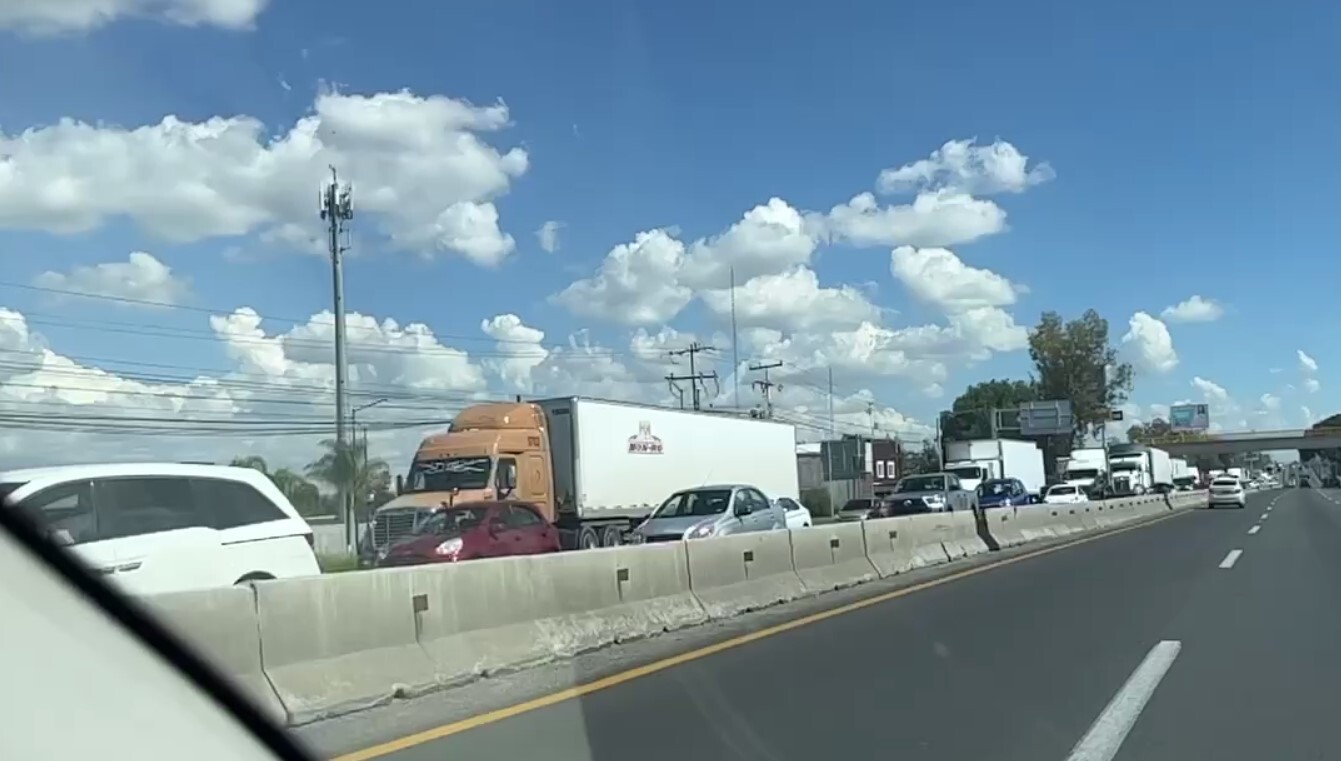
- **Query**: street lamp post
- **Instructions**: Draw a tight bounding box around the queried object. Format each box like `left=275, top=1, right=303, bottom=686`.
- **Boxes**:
left=347, top=397, right=389, bottom=551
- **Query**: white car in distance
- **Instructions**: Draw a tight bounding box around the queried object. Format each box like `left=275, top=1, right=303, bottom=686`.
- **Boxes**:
left=1208, top=476, right=1247, bottom=509
left=773, top=496, right=813, bottom=529
left=0, top=462, right=321, bottom=595
left=1042, top=484, right=1088, bottom=505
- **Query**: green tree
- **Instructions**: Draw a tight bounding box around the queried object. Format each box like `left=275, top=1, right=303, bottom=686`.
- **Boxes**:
left=943, top=379, right=1039, bottom=440
left=1029, top=309, right=1134, bottom=444
left=899, top=438, right=943, bottom=475
left=305, top=438, right=391, bottom=519
left=1126, top=417, right=1172, bottom=444
left=229, top=455, right=270, bottom=475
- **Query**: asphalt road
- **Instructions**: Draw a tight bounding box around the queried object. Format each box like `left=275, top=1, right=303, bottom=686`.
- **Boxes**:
left=321, top=488, right=1341, bottom=761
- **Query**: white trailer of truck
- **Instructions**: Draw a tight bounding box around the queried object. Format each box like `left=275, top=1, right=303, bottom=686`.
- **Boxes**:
left=540, top=397, right=801, bottom=519
left=1170, top=457, right=1197, bottom=490
left=1109, top=445, right=1173, bottom=495
left=942, top=438, right=1046, bottom=499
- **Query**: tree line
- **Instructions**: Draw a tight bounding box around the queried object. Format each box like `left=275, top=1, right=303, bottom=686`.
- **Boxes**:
left=230, top=438, right=393, bottom=520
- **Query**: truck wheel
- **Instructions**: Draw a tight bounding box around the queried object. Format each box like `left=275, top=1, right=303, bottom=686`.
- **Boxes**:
left=601, top=525, right=624, bottom=547
left=577, top=526, right=601, bottom=550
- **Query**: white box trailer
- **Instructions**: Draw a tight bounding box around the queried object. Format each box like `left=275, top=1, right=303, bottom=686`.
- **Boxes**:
left=1148, top=447, right=1173, bottom=491
left=942, top=438, right=1046, bottom=498
left=538, top=396, right=800, bottom=524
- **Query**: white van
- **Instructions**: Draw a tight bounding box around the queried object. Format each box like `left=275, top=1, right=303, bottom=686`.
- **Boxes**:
left=0, top=463, right=321, bottom=595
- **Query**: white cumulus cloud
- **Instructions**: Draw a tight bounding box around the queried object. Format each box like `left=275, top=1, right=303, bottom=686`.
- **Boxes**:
left=1191, top=376, right=1230, bottom=404
left=890, top=245, right=1022, bottom=314
left=1299, top=349, right=1318, bottom=374
left=699, top=267, right=880, bottom=332
left=876, top=138, right=1054, bottom=196
left=820, top=190, right=1007, bottom=249
left=1121, top=312, right=1178, bottom=374
left=1304, top=377, right=1321, bottom=393
left=0, top=0, right=266, bottom=34
left=550, top=229, right=693, bottom=325
left=535, top=220, right=564, bottom=253
left=0, top=89, right=528, bottom=265
left=1160, top=295, right=1224, bottom=323
left=34, top=251, right=192, bottom=306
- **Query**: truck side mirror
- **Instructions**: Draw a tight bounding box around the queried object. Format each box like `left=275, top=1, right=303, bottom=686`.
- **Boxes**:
left=395, top=475, right=404, bottom=496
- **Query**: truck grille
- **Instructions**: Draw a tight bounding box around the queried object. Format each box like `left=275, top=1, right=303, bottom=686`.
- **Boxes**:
left=372, top=510, right=419, bottom=549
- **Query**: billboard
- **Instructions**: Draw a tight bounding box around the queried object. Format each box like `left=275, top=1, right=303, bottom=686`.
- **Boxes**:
left=1169, top=403, right=1210, bottom=432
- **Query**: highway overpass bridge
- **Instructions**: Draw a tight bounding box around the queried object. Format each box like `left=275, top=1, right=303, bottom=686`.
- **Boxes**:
left=1146, top=427, right=1341, bottom=457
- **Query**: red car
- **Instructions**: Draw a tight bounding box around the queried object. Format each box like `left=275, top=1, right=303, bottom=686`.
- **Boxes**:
left=377, top=501, right=560, bottom=567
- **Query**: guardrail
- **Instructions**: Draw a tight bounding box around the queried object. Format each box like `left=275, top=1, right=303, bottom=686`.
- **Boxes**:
left=144, top=491, right=1207, bottom=727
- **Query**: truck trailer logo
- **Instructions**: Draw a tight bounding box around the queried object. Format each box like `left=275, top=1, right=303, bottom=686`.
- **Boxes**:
left=628, top=421, right=664, bottom=454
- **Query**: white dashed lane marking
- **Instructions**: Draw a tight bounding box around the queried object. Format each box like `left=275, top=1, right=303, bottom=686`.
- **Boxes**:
left=1248, top=525, right=1261, bottom=535
left=1065, top=640, right=1183, bottom=761
left=1219, top=549, right=1243, bottom=569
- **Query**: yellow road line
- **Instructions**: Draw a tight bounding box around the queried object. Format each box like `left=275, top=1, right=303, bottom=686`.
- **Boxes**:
left=333, top=509, right=1189, bottom=761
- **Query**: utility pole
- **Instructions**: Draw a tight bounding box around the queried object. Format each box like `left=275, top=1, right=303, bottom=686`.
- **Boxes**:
left=827, top=367, right=836, bottom=438
left=665, top=342, right=718, bottom=411
left=749, top=360, right=783, bottom=419
left=320, top=167, right=354, bottom=548
left=730, top=266, right=739, bottom=408
left=867, top=401, right=877, bottom=437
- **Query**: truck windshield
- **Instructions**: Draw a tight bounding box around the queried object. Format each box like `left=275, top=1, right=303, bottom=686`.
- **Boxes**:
left=654, top=489, right=732, bottom=518
left=1110, top=461, right=1139, bottom=471
left=897, top=476, right=946, bottom=492
left=406, top=457, right=492, bottom=492
left=1067, top=469, right=1099, bottom=480
left=946, top=466, right=983, bottom=480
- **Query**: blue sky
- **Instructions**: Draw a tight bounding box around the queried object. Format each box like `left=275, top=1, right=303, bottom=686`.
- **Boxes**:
left=0, top=0, right=1335, bottom=465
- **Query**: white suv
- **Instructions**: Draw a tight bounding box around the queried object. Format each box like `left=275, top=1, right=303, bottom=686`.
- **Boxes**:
left=0, top=463, right=321, bottom=595
left=1208, top=476, right=1246, bottom=509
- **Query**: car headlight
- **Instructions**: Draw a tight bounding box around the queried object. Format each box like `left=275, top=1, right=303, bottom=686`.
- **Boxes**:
left=924, top=493, right=945, bottom=505
left=434, top=537, right=464, bottom=557
left=684, top=522, right=718, bottom=540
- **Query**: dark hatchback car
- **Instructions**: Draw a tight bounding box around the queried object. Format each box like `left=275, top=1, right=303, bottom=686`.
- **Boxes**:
left=376, top=501, right=560, bottom=567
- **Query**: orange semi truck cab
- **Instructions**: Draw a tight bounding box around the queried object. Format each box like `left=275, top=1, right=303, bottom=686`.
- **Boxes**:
left=406, top=402, right=556, bottom=516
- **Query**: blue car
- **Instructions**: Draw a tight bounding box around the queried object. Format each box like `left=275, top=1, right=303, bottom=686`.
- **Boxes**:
left=977, top=478, right=1034, bottom=509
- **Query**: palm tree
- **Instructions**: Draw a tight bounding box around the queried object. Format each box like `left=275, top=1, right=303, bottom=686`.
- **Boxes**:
left=271, top=467, right=323, bottom=515
left=305, top=438, right=390, bottom=518
left=230, top=455, right=270, bottom=475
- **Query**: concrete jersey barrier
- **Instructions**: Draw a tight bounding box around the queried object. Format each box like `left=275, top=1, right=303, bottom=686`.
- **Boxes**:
left=789, top=522, right=878, bottom=593
left=861, top=516, right=922, bottom=576
left=409, top=543, right=705, bottom=687
left=154, top=487, right=1214, bottom=728
left=143, top=586, right=287, bottom=725
left=685, top=530, right=807, bottom=618
left=983, top=507, right=1028, bottom=548
left=253, top=568, right=436, bottom=725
